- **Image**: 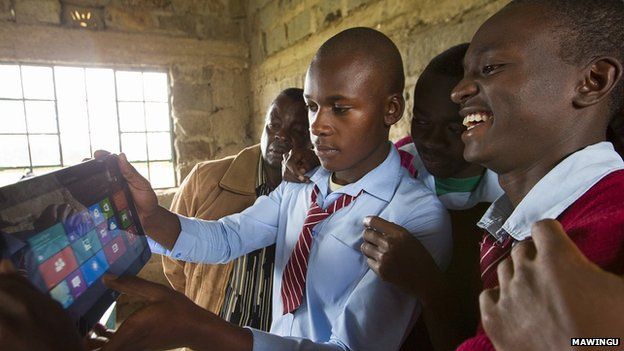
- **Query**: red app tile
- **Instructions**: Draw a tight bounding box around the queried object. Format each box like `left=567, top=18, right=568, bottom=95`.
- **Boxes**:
left=38, top=246, right=79, bottom=290
left=112, top=191, right=128, bottom=212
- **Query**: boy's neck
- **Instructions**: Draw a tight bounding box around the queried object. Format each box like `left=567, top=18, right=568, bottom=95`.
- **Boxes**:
left=332, top=142, right=391, bottom=185
left=499, top=136, right=606, bottom=208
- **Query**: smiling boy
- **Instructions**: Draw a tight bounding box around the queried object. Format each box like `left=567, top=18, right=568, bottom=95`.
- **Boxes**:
left=447, top=1, right=624, bottom=350
left=95, top=27, right=451, bottom=351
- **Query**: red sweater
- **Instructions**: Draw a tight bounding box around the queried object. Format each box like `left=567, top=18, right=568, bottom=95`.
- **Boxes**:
left=457, top=169, right=624, bottom=351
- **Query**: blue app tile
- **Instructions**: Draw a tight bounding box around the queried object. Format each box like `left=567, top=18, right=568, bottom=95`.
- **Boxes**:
left=88, top=204, right=106, bottom=225
left=71, top=230, right=102, bottom=265
left=80, top=250, right=109, bottom=286
left=63, top=211, right=95, bottom=242
left=28, top=223, right=70, bottom=264
left=108, top=217, right=120, bottom=238
left=50, top=280, right=74, bottom=309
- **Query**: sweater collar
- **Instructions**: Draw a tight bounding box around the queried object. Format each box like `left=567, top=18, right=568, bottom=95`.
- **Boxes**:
left=219, top=144, right=262, bottom=196
left=479, top=142, right=624, bottom=242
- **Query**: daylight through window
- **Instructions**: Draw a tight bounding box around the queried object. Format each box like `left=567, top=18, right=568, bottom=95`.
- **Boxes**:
left=0, top=64, right=176, bottom=189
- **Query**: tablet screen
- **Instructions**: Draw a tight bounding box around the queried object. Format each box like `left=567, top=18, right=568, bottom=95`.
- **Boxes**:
left=0, top=156, right=150, bottom=334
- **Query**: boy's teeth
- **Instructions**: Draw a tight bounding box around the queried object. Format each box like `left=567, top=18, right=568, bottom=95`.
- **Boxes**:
left=462, top=112, right=492, bottom=128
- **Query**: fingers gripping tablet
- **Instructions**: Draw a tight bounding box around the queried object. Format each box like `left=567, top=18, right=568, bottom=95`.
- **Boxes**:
left=0, top=155, right=151, bottom=335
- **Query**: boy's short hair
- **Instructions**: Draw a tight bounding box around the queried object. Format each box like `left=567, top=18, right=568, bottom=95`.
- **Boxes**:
left=312, top=27, right=405, bottom=94
left=277, top=88, right=304, bottom=102
left=424, top=43, right=469, bottom=79
left=511, top=0, right=624, bottom=116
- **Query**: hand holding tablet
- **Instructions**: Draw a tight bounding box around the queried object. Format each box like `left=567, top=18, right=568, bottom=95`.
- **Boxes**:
left=0, top=154, right=151, bottom=336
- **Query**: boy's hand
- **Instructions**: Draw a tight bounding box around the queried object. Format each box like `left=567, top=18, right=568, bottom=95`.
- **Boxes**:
left=0, top=260, right=84, bottom=351
left=281, top=148, right=319, bottom=183
left=94, top=151, right=159, bottom=221
left=360, top=216, right=443, bottom=303
left=480, top=219, right=624, bottom=351
left=100, top=275, right=252, bottom=351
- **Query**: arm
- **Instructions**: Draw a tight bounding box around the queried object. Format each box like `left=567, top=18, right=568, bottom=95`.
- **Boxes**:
left=361, top=198, right=463, bottom=351
left=115, top=153, right=281, bottom=262
left=166, top=183, right=283, bottom=264
left=481, top=220, right=624, bottom=351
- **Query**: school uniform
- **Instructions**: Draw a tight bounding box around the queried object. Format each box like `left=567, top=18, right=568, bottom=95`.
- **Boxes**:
left=161, top=145, right=452, bottom=351
left=457, top=142, right=624, bottom=351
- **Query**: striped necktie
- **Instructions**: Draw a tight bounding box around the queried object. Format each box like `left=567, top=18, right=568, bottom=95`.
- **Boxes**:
left=479, top=233, right=514, bottom=289
left=281, top=185, right=360, bottom=314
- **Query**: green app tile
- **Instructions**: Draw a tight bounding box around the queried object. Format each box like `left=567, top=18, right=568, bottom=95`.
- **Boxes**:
left=29, top=223, right=70, bottom=264
left=100, top=198, right=115, bottom=219
left=119, top=209, right=133, bottom=229
left=71, top=229, right=102, bottom=265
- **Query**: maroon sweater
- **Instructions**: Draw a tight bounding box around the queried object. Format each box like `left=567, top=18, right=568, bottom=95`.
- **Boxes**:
left=457, top=169, right=624, bottom=351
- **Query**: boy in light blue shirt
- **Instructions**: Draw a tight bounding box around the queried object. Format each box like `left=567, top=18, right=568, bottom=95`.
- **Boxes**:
left=0, top=27, right=451, bottom=351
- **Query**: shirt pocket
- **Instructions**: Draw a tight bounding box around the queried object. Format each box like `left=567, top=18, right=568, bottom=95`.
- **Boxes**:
left=307, top=232, right=367, bottom=313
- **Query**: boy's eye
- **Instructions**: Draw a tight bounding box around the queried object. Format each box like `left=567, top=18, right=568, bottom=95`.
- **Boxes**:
left=482, top=64, right=503, bottom=75
left=306, top=104, right=318, bottom=113
left=412, top=119, right=431, bottom=128
left=332, top=106, right=349, bottom=114
left=448, top=123, right=465, bottom=134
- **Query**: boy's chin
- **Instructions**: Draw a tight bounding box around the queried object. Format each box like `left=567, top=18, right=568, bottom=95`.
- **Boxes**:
left=318, top=159, right=339, bottom=172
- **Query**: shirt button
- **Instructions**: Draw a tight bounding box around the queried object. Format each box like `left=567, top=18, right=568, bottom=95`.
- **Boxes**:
left=175, top=253, right=181, bottom=258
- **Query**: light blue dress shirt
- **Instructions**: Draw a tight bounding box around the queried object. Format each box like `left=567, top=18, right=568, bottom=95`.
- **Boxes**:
left=167, top=146, right=452, bottom=351
left=478, top=141, right=624, bottom=242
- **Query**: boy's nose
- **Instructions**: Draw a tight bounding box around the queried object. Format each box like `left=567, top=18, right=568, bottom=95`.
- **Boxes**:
left=451, top=78, right=478, bottom=105
left=310, top=110, right=332, bottom=136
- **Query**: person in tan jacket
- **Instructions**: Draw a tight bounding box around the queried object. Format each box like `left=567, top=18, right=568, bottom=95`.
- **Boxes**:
left=162, top=88, right=311, bottom=331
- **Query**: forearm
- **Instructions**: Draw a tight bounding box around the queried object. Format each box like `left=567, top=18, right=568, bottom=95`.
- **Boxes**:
left=190, top=316, right=253, bottom=351
left=141, top=206, right=182, bottom=250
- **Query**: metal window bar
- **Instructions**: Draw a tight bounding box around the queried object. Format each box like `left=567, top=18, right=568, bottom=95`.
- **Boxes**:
left=0, top=64, right=177, bottom=189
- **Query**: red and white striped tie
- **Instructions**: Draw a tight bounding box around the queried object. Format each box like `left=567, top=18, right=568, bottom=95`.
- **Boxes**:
left=280, top=185, right=359, bottom=314
left=479, top=233, right=514, bottom=289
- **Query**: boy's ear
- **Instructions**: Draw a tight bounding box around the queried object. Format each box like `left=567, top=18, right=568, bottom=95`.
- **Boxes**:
left=384, top=93, right=405, bottom=127
left=574, top=57, right=623, bottom=108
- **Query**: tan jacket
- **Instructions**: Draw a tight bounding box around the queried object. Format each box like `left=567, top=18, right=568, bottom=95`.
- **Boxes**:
left=162, top=145, right=260, bottom=313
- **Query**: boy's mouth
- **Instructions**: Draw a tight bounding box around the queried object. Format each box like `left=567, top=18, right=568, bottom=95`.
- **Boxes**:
left=462, top=112, right=493, bottom=130
left=314, top=144, right=339, bottom=158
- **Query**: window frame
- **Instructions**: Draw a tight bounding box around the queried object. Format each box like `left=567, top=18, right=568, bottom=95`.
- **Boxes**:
left=0, top=62, right=178, bottom=189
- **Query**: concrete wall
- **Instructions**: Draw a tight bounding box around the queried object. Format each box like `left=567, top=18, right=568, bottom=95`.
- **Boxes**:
left=0, top=0, right=253, bottom=182
left=247, top=0, right=508, bottom=142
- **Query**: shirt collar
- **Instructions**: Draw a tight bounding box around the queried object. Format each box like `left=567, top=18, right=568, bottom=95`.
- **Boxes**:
left=309, top=143, right=402, bottom=203
left=478, top=142, right=624, bottom=242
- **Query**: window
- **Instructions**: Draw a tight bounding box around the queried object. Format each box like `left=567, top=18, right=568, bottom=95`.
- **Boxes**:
left=0, top=64, right=176, bottom=189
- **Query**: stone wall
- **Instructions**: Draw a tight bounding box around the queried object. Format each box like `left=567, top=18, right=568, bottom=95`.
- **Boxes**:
left=247, top=0, right=508, bottom=142
left=0, top=0, right=252, bottom=182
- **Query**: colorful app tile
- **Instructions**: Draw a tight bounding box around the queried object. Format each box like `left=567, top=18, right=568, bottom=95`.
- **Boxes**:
left=100, top=198, right=114, bottom=219
left=49, top=280, right=74, bottom=309
left=29, top=223, right=70, bottom=264
left=63, top=211, right=94, bottom=242
left=96, top=222, right=112, bottom=245
left=103, top=236, right=127, bottom=265
left=123, top=225, right=139, bottom=246
left=39, top=246, right=79, bottom=289
left=80, top=251, right=109, bottom=286
left=88, top=203, right=106, bottom=225
left=65, top=269, right=87, bottom=299
left=118, top=209, right=133, bottom=229
left=112, top=191, right=128, bottom=212
left=71, top=229, right=102, bottom=265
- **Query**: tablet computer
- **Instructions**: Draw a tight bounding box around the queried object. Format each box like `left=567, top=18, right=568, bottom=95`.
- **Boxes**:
left=0, top=155, right=151, bottom=335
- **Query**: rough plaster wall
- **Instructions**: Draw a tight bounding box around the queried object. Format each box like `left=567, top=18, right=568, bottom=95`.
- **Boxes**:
left=0, top=0, right=253, bottom=182
left=0, top=0, right=251, bottom=322
left=247, top=0, right=509, bottom=142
